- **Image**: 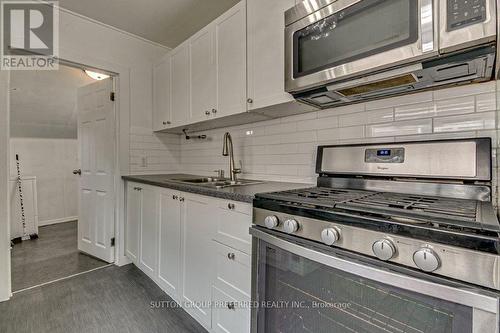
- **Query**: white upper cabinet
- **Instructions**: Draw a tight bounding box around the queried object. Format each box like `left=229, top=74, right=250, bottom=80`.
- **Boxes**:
left=152, top=55, right=171, bottom=131
left=190, top=25, right=217, bottom=123
left=170, top=41, right=191, bottom=127
left=152, top=0, right=300, bottom=132
left=247, top=0, right=294, bottom=110
left=214, top=1, right=247, bottom=118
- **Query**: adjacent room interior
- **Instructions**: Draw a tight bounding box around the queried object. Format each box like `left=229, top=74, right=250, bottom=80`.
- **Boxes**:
left=9, top=64, right=110, bottom=292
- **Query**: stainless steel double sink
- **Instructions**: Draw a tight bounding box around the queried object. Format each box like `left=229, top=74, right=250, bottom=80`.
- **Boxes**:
left=169, top=177, right=264, bottom=189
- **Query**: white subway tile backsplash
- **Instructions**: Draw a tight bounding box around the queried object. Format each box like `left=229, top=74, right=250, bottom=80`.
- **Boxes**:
left=317, top=126, right=365, bottom=141
left=433, top=112, right=496, bottom=133
left=476, top=93, right=497, bottom=112
left=339, top=108, right=393, bottom=127
left=366, top=119, right=432, bottom=137
left=365, top=91, right=433, bottom=110
left=131, top=81, right=498, bottom=193
left=394, top=102, right=435, bottom=120
left=433, top=81, right=496, bottom=100
left=297, top=116, right=339, bottom=131
left=435, top=96, right=475, bottom=116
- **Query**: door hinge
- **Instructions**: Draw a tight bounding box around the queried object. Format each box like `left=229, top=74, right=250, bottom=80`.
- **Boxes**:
left=111, top=237, right=115, bottom=247
left=110, top=92, right=115, bottom=101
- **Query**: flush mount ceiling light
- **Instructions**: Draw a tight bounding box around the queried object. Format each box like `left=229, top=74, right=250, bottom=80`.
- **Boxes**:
left=84, top=70, right=110, bottom=81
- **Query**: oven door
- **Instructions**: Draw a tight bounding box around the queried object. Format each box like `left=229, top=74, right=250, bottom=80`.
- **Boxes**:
left=285, top=0, right=438, bottom=93
left=251, top=227, right=500, bottom=333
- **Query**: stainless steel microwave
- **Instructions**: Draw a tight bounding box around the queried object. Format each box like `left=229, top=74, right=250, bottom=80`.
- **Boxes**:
left=285, top=0, right=499, bottom=108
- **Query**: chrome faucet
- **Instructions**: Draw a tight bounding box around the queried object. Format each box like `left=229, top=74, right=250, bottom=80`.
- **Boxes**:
left=222, top=132, right=241, bottom=181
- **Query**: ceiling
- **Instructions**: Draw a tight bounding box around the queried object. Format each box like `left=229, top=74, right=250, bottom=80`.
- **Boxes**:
left=59, top=0, right=240, bottom=48
left=10, top=65, right=97, bottom=139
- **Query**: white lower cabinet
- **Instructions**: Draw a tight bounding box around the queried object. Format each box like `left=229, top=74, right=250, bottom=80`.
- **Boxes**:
left=125, top=182, right=253, bottom=332
left=157, top=189, right=182, bottom=300
left=212, top=286, right=251, bottom=333
left=139, top=185, right=159, bottom=278
left=181, top=193, right=217, bottom=328
left=125, top=182, right=141, bottom=263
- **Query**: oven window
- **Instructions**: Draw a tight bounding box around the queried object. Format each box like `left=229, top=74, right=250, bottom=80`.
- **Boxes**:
left=293, top=0, right=418, bottom=78
left=256, top=241, right=473, bottom=333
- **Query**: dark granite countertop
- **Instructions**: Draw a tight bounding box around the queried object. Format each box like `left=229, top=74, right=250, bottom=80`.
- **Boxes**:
left=122, top=174, right=313, bottom=203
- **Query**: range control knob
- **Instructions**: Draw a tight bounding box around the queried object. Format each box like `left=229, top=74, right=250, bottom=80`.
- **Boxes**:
left=413, top=248, right=440, bottom=272
left=320, top=227, right=341, bottom=246
left=372, top=239, right=396, bottom=261
left=264, top=215, right=279, bottom=229
left=283, top=219, right=299, bottom=234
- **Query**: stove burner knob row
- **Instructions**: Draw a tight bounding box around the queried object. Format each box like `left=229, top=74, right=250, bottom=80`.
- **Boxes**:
left=372, top=239, right=396, bottom=261
left=320, top=227, right=341, bottom=246
left=413, top=247, right=440, bottom=272
left=283, top=219, right=300, bottom=234
left=264, top=215, right=279, bottom=229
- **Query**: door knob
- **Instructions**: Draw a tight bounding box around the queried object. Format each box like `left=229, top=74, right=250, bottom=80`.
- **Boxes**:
left=73, top=169, right=81, bottom=175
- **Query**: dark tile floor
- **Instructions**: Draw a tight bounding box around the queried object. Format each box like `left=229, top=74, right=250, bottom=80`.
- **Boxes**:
left=0, top=264, right=208, bottom=333
left=11, top=221, right=108, bottom=291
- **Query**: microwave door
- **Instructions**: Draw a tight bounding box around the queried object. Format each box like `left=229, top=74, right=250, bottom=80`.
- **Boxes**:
left=285, top=0, right=438, bottom=93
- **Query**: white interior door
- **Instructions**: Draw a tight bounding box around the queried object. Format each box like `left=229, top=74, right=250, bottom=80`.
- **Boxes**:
left=77, top=78, right=115, bottom=263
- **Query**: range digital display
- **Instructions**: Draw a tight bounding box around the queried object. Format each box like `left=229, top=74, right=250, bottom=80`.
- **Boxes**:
left=377, top=149, right=391, bottom=156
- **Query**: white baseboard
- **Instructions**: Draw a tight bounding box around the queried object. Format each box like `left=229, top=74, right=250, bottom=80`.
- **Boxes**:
left=39, top=216, right=78, bottom=226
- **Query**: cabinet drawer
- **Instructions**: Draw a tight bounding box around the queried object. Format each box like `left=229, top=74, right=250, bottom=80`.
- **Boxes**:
left=215, top=241, right=251, bottom=297
left=219, top=200, right=252, bottom=215
left=215, top=206, right=252, bottom=254
left=212, top=286, right=250, bottom=333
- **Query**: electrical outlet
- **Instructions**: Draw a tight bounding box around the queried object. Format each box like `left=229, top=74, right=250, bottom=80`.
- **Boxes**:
left=141, top=157, right=147, bottom=167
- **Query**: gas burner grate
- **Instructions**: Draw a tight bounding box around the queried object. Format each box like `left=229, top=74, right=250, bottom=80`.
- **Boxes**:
left=257, top=187, right=479, bottom=223
left=260, top=187, right=375, bottom=209
left=343, top=192, right=478, bottom=222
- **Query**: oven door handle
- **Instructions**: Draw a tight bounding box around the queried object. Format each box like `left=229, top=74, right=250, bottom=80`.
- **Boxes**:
left=250, top=227, right=499, bottom=314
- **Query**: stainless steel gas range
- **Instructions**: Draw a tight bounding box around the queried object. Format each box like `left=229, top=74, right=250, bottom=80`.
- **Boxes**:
left=250, top=138, right=500, bottom=333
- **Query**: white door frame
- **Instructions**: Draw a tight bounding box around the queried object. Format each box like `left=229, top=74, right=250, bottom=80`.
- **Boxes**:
left=3, top=53, right=132, bottom=301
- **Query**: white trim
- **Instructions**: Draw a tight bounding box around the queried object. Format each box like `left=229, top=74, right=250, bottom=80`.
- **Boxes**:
left=12, top=263, right=114, bottom=294
left=36, top=0, right=172, bottom=50
left=38, top=216, right=78, bottom=227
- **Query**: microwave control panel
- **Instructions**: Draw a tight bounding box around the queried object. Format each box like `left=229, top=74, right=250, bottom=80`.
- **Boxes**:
left=447, top=0, right=487, bottom=31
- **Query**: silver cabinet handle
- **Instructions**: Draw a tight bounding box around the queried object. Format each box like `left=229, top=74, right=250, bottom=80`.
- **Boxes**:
left=227, top=253, right=235, bottom=260
left=205, top=110, right=210, bottom=115
left=227, top=203, right=235, bottom=210
left=163, top=121, right=171, bottom=125
left=172, top=195, right=178, bottom=200
left=227, top=302, right=235, bottom=310
left=179, top=197, right=185, bottom=202
left=212, top=108, right=217, bottom=114
left=73, top=169, right=81, bottom=175
left=247, top=98, right=253, bottom=104
left=134, top=187, right=142, bottom=191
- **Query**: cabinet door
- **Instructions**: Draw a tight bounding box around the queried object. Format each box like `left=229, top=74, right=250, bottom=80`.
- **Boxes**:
left=181, top=193, right=217, bottom=328
left=125, top=182, right=141, bottom=263
left=247, top=0, right=294, bottom=110
left=171, top=42, right=190, bottom=126
left=158, top=189, right=181, bottom=300
left=139, top=185, right=159, bottom=278
left=152, top=55, right=171, bottom=131
left=190, top=25, right=216, bottom=123
left=215, top=2, right=247, bottom=118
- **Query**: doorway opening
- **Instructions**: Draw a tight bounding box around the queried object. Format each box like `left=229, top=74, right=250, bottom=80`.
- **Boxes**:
left=9, top=63, right=117, bottom=292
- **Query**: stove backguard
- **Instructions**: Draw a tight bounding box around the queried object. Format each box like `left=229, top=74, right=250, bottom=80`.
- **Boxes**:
left=316, top=138, right=491, bottom=182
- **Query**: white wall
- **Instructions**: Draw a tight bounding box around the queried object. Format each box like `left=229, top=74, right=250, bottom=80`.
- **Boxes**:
left=0, top=8, right=169, bottom=301
left=180, top=81, right=499, bottom=208
left=10, top=138, right=79, bottom=225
